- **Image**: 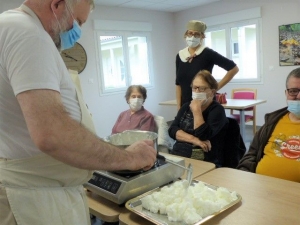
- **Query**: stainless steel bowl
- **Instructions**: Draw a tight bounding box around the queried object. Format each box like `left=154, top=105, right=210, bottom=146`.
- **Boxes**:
left=105, top=130, right=158, bottom=150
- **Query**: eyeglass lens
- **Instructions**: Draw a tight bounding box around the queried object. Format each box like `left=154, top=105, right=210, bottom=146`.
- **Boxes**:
left=187, top=32, right=201, bottom=38
left=192, top=86, right=208, bottom=92
left=287, top=88, right=300, bottom=96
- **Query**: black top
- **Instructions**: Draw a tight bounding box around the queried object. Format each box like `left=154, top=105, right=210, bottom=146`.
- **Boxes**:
left=168, top=101, right=228, bottom=167
left=176, top=47, right=236, bottom=106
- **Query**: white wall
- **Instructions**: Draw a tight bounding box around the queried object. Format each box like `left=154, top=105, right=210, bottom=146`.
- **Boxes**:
left=2, top=0, right=300, bottom=137
left=81, top=6, right=177, bottom=137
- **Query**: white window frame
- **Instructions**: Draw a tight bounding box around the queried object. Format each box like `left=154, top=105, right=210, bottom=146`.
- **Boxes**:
left=94, top=20, right=154, bottom=95
left=202, top=7, right=263, bottom=84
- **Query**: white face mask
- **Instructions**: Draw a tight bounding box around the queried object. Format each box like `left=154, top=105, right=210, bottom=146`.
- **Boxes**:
left=192, top=92, right=208, bottom=105
left=186, top=36, right=201, bottom=48
left=129, top=98, right=144, bottom=111
left=192, top=92, right=206, bottom=100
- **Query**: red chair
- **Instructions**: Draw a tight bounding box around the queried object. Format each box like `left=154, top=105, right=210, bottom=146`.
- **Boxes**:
left=230, top=88, right=257, bottom=134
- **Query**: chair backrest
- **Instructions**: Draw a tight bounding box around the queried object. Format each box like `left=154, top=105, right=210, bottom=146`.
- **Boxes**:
left=153, top=115, right=174, bottom=153
left=231, top=88, right=257, bottom=112
left=223, top=117, right=246, bottom=168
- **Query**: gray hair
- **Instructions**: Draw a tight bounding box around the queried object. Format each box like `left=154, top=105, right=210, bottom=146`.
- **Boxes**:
left=286, top=67, right=300, bottom=88
left=125, top=85, right=147, bottom=102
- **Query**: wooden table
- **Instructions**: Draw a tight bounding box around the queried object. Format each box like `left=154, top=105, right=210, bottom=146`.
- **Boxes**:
left=197, top=168, right=300, bottom=224
left=120, top=168, right=300, bottom=225
left=87, top=154, right=215, bottom=222
left=159, top=99, right=267, bottom=140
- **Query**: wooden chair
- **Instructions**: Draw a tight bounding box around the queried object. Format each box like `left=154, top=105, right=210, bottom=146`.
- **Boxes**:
left=229, top=88, right=257, bottom=134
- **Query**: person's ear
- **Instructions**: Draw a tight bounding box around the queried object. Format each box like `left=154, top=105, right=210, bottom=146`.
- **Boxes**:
left=211, top=89, right=216, bottom=96
left=50, top=0, right=65, bottom=15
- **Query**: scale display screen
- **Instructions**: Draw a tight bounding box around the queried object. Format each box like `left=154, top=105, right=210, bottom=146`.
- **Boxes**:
left=88, top=173, right=121, bottom=194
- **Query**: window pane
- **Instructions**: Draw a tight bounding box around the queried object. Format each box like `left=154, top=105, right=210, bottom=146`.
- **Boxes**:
left=205, top=24, right=258, bottom=81
left=231, top=24, right=257, bottom=79
left=127, top=36, right=150, bottom=85
left=100, top=36, right=126, bottom=90
left=205, top=29, right=227, bottom=79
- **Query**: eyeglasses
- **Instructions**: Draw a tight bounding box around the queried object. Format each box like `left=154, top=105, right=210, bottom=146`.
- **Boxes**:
left=191, top=86, right=210, bottom=92
left=287, top=88, right=300, bottom=96
left=186, top=31, right=201, bottom=38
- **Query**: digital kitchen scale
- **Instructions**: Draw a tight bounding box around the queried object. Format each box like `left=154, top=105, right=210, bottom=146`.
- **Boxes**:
left=84, top=154, right=185, bottom=204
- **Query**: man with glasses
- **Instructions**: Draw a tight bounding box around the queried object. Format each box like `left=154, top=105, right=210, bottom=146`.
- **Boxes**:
left=175, top=20, right=239, bottom=110
left=237, top=67, right=300, bottom=182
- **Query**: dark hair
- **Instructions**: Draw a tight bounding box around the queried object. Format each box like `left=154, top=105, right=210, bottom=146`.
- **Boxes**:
left=286, top=67, right=300, bottom=88
left=125, top=85, right=147, bottom=102
left=191, top=70, right=218, bottom=90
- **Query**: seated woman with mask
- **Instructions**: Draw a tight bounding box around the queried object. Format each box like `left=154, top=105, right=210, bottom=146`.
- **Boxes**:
left=168, top=70, right=228, bottom=167
left=112, top=85, right=156, bottom=134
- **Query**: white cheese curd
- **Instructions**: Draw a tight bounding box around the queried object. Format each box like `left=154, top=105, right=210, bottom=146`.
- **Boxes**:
left=141, top=180, right=238, bottom=225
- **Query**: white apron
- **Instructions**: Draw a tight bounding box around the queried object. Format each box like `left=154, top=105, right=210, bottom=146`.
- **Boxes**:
left=0, top=70, right=96, bottom=225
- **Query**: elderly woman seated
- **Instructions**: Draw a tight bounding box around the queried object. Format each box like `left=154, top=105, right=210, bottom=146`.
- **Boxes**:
left=112, top=85, right=156, bottom=134
left=168, top=70, right=228, bottom=167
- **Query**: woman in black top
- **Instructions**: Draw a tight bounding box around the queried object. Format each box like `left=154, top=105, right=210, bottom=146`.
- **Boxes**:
left=176, top=20, right=239, bottom=110
left=169, top=70, right=228, bottom=167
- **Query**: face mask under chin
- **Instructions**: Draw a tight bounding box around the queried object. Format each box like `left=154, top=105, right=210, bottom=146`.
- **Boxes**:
left=59, top=20, right=81, bottom=50
left=52, top=6, right=81, bottom=50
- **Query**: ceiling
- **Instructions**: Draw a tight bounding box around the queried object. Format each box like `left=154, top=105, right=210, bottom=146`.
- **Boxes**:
left=94, top=0, right=221, bottom=13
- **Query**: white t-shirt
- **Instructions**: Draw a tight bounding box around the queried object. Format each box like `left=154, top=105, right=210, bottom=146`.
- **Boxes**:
left=0, top=5, right=81, bottom=159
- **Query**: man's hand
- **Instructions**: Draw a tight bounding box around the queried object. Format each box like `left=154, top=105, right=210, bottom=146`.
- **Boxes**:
left=125, top=140, right=157, bottom=171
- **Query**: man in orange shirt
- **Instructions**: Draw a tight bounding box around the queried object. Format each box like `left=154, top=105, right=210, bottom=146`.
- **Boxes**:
left=237, top=67, right=300, bottom=182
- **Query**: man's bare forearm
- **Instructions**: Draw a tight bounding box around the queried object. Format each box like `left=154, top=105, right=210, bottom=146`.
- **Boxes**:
left=17, top=89, right=151, bottom=171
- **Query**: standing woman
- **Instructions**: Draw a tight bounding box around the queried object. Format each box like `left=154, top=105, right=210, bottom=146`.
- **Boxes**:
left=176, top=20, right=239, bottom=110
left=111, top=85, right=156, bottom=134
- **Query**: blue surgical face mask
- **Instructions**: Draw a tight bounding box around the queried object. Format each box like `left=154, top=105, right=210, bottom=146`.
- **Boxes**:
left=287, top=100, right=300, bottom=118
left=53, top=4, right=82, bottom=50
left=59, top=20, right=81, bottom=50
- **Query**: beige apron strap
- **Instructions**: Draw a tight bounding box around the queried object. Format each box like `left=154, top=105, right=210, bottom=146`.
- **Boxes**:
left=69, top=69, right=96, bottom=134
